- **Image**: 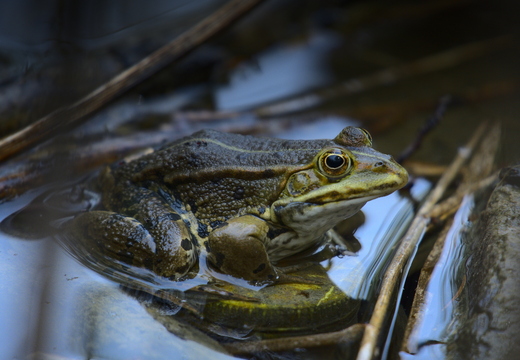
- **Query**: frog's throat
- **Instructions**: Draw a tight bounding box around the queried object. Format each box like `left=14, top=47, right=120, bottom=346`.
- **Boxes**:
left=271, top=196, right=373, bottom=235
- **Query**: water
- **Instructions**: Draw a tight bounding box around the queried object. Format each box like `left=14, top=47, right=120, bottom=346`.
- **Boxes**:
left=0, top=136, right=420, bottom=359
left=216, top=31, right=340, bottom=110
left=403, top=195, right=476, bottom=358
left=0, top=192, right=233, bottom=359
left=1, top=0, right=519, bottom=358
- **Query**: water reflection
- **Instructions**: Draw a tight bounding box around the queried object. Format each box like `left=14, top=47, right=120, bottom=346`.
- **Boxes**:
left=1, top=174, right=422, bottom=316
left=0, top=128, right=421, bottom=358
left=0, top=192, right=234, bottom=359
left=216, top=32, right=340, bottom=110
left=405, top=194, right=475, bottom=357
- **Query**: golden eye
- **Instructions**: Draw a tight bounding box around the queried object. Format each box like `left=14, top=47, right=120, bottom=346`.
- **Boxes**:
left=319, top=148, right=352, bottom=178
left=360, top=128, right=372, bottom=146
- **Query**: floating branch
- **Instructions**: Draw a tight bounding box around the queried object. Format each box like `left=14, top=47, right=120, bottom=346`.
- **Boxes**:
left=357, top=122, right=489, bottom=360
left=0, top=0, right=265, bottom=163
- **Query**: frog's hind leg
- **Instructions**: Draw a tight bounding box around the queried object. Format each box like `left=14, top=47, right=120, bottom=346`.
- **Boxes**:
left=70, top=211, right=157, bottom=268
left=129, top=194, right=198, bottom=279
left=69, top=196, right=197, bottom=280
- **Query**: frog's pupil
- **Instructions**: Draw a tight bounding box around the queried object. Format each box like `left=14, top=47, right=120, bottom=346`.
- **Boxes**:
left=326, top=155, right=344, bottom=169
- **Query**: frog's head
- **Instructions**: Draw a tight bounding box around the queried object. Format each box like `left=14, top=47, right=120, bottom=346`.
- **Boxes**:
left=272, top=127, right=408, bottom=234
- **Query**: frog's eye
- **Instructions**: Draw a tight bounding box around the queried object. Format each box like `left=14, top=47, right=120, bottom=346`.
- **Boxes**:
left=318, top=148, right=352, bottom=178
left=360, top=128, right=372, bottom=146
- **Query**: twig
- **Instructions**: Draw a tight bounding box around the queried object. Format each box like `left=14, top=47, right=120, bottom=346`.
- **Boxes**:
left=397, top=95, right=451, bottom=164
left=254, top=36, right=511, bottom=117
left=356, top=122, right=488, bottom=360
left=224, top=323, right=365, bottom=355
left=401, top=123, right=500, bottom=354
left=0, top=0, right=265, bottom=163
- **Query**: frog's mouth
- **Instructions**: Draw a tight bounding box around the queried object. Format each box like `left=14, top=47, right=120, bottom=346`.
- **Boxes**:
left=275, top=180, right=403, bottom=210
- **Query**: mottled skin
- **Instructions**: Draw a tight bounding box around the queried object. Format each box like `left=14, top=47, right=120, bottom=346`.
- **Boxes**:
left=71, top=127, right=408, bottom=284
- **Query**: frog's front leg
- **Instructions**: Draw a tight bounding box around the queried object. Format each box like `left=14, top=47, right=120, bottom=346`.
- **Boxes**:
left=206, top=215, right=279, bottom=283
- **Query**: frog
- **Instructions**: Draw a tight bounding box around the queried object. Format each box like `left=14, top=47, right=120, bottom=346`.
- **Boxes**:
left=69, top=126, right=408, bottom=285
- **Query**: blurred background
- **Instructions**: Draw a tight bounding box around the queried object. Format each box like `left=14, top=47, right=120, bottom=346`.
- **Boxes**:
left=0, top=1, right=519, bottom=359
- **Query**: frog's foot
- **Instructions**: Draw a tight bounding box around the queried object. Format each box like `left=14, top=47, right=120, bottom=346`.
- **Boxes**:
left=327, top=229, right=358, bottom=257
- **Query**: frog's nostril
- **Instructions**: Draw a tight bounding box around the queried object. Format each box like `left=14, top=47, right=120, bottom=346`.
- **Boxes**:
left=374, top=161, right=384, bottom=168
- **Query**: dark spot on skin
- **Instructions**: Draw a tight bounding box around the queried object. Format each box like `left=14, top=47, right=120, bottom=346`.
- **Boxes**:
left=197, top=222, right=209, bottom=238
left=375, top=182, right=400, bottom=191
left=187, top=200, right=198, bottom=213
left=191, top=235, right=199, bottom=247
left=181, top=238, right=192, bottom=251
left=310, top=191, right=342, bottom=203
left=233, top=186, right=245, bottom=200
left=267, top=227, right=288, bottom=240
left=299, top=291, right=310, bottom=298
left=258, top=207, right=265, bottom=214
left=253, top=263, right=266, bottom=274
left=263, top=169, right=276, bottom=177
left=175, top=263, right=190, bottom=276
left=210, top=220, right=228, bottom=229
left=204, top=241, right=211, bottom=253
left=214, top=252, right=225, bottom=269
left=165, top=212, right=182, bottom=221
left=144, top=217, right=159, bottom=228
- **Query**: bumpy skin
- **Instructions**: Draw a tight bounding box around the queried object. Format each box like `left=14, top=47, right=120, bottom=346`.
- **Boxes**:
left=71, top=127, right=408, bottom=283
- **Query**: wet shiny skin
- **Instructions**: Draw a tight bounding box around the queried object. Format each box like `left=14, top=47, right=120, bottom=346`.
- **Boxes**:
left=69, top=127, right=408, bottom=284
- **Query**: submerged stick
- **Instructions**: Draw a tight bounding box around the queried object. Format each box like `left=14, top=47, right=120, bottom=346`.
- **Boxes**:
left=356, top=122, right=488, bottom=360
left=224, top=323, right=365, bottom=355
left=0, top=0, right=265, bottom=163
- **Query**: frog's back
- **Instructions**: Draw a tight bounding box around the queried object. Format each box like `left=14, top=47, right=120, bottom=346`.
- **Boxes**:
left=125, top=129, right=333, bottom=182
left=168, top=129, right=332, bottom=167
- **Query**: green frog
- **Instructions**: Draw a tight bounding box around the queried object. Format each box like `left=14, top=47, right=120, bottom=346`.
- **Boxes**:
left=70, top=127, right=408, bottom=284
